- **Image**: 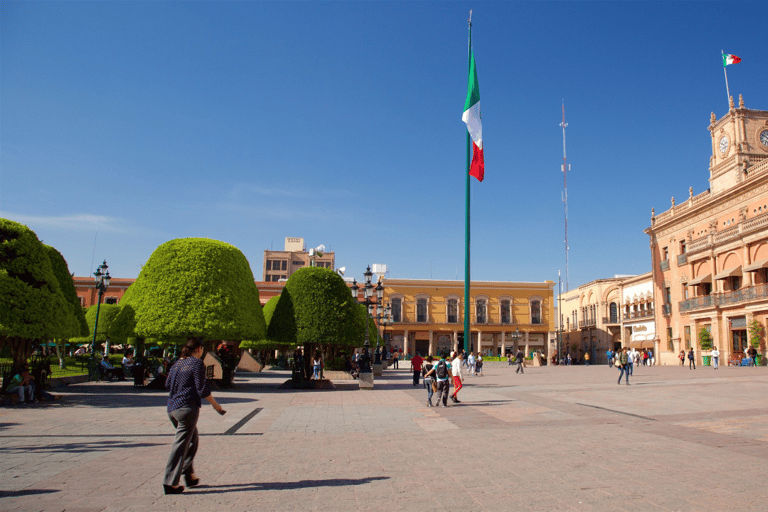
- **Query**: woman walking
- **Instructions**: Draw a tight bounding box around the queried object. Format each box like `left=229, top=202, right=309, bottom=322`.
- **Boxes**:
left=313, top=350, right=322, bottom=380
left=422, top=356, right=435, bottom=407
left=688, top=348, right=696, bottom=369
left=164, top=338, right=225, bottom=495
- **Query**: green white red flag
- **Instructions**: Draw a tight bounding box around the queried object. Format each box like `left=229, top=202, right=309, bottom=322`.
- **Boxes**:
left=723, top=54, right=741, bottom=67
left=463, top=49, right=483, bottom=182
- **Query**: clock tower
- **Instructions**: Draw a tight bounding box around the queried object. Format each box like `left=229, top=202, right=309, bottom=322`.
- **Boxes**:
left=708, top=95, right=768, bottom=195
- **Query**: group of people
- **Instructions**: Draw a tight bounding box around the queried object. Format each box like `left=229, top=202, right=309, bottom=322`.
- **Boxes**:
left=406, top=351, right=466, bottom=407
left=607, top=348, right=654, bottom=368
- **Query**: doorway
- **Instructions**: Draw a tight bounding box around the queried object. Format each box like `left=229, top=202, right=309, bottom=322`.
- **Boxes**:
left=732, top=329, right=748, bottom=354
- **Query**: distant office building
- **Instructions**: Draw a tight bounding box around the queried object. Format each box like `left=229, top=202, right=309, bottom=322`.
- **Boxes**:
left=646, top=96, right=768, bottom=365
left=262, top=237, right=335, bottom=282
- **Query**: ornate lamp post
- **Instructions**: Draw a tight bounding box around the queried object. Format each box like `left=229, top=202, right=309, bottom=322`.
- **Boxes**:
left=511, top=328, right=522, bottom=357
left=351, top=266, right=387, bottom=370
left=89, top=260, right=111, bottom=379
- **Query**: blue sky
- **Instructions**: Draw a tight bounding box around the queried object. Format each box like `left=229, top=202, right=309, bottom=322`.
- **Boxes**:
left=2, top=1, right=766, bottom=288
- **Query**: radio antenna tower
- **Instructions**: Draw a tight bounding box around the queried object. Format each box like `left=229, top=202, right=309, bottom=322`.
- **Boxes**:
left=560, top=101, right=570, bottom=292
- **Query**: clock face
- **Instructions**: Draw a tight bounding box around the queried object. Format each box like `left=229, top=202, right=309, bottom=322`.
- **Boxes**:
left=719, top=136, right=729, bottom=154
left=760, top=130, right=768, bottom=147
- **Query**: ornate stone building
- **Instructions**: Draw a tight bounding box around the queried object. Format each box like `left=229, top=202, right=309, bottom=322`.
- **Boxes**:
left=559, top=272, right=655, bottom=364
left=646, top=96, right=768, bottom=365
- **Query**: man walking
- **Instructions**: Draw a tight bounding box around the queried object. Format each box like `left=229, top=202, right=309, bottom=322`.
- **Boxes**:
left=410, top=351, right=423, bottom=386
left=450, top=351, right=464, bottom=403
left=606, top=349, right=614, bottom=368
left=688, top=348, right=696, bottom=369
left=617, top=348, right=630, bottom=385
left=515, top=348, right=525, bottom=374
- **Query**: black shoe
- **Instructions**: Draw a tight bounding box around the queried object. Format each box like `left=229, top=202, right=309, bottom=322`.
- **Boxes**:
left=450, top=395, right=457, bottom=403
left=163, top=485, right=184, bottom=495
left=184, top=473, right=200, bottom=488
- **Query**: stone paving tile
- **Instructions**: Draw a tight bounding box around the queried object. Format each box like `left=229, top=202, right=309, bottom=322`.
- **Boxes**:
left=2, top=365, right=768, bottom=511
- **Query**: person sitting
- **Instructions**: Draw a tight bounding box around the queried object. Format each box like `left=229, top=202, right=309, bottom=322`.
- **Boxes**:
left=7, top=366, right=36, bottom=403
left=122, top=351, right=136, bottom=374
left=100, top=357, right=125, bottom=381
left=146, top=361, right=168, bottom=390
left=74, top=346, right=86, bottom=356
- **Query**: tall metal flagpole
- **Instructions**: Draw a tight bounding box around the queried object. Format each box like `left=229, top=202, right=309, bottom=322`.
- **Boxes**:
left=464, top=11, right=472, bottom=356
left=721, top=50, right=731, bottom=106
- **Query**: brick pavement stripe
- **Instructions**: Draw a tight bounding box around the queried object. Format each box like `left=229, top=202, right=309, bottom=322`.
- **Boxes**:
left=2, top=364, right=768, bottom=511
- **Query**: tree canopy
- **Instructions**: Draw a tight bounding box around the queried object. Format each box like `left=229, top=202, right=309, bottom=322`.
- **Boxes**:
left=44, top=244, right=89, bottom=340
left=281, top=267, right=364, bottom=348
left=122, top=238, right=266, bottom=342
left=0, top=218, right=78, bottom=366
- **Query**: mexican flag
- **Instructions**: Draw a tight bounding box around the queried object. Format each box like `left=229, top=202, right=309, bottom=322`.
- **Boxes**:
left=463, top=49, right=484, bottom=182
left=723, top=54, right=741, bottom=67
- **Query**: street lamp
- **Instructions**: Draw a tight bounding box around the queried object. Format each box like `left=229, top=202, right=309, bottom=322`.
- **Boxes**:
left=511, top=328, right=522, bottom=357
left=90, top=260, right=111, bottom=379
left=352, top=266, right=388, bottom=367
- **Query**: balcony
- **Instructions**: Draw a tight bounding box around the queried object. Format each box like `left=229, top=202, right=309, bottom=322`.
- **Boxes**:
left=579, top=318, right=597, bottom=328
left=660, top=259, right=670, bottom=272
left=677, top=254, right=687, bottom=266
left=623, top=309, right=655, bottom=320
left=602, top=316, right=620, bottom=326
left=662, top=304, right=672, bottom=316
left=679, top=284, right=768, bottom=312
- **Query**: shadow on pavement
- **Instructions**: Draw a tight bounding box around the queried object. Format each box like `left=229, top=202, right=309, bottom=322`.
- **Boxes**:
left=190, top=476, right=390, bottom=494
left=0, top=489, right=59, bottom=498
left=0, top=439, right=165, bottom=454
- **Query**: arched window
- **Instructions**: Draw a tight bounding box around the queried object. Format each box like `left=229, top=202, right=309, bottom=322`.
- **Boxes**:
left=609, top=302, right=618, bottom=323
left=447, top=298, right=458, bottom=323
left=417, top=298, right=428, bottom=323
left=391, top=297, right=402, bottom=322
left=531, top=300, right=541, bottom=324
left=476, top=299, right=487, bottom=324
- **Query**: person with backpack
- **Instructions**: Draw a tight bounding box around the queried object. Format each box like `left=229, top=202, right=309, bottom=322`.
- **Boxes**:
left=688, top=348, right=696, bottom=369
left=426, top=353, right=452, bottom=407
left=450, top=351, right=464, bottom=403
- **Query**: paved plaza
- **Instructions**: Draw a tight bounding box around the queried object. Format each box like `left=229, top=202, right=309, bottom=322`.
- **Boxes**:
left=1, top=362, right=768, bottom=512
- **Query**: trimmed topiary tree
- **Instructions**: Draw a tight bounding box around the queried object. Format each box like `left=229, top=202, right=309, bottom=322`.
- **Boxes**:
left=0, top=218, right=73, bottom=368
left=280, top=267, right=365, bottom=379
left=44, top=245, right=89, bottom=367
left=121, top=238, right=266, bottom=345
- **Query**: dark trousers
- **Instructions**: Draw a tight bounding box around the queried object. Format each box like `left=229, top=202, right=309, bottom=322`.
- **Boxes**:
left=164, top=406, right=199, bottom=486
left=413, top=370, right=420, bottom=386
left=689, top=358, right=695, bottom=369
left=435, top=379, right=450, bottom=406
left=516, top=361, right=524, bottom=373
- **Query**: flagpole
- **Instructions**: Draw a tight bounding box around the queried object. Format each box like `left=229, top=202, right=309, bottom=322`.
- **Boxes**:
left=464, top=11, right=472, bottom=357
left=721, top=50, right=731, bottom=107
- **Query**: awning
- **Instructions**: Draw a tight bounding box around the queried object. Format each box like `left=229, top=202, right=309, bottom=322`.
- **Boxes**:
left=628, top=340, right=655, bottom=349
left=743, top=258, right=768, bottom=272
left=714, top=266, right=742, bottom=280
left=687, top=273, right=711, bottom=286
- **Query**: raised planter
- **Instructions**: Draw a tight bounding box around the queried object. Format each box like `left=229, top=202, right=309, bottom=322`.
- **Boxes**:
left=702, top=355, right=712, bottom=366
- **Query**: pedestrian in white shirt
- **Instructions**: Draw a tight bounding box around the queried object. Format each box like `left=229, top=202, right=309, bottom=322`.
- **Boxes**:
left=712, top=346, right=720, bottom=369
left=450, top=352, right=464, bottom=403
left=467, top=352, right=476, bottom=376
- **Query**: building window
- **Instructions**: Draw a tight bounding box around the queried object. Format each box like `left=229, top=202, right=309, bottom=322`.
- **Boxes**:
left=281, top=260, right=287, bottom=270
left=609, top=302, right=618, bottom=323
left=78, top=297, right=85, bottom=307
left=531, top=300, right=541, bottom=324
left=391, top=298, right=402, bottom=322
left=679, top=240, right=686, bottom=254
left=475, top=299, right=486, bottom=324
left=665, top=286, right=672, bottom=305
left=685, top=325, right=691, bottom=349
left=447, top=299, right=458, bottom=323
left=667, top=327, right=673, bottom=351
left=417, top=298, right=428, bottom=323
left=500, top=300, right=511, bottom=324
left=105, top=297, right=118, bottom=305
left=266, top=260, right=272, bottom=271
left=292, top=261, right=303, bottom=266
left=663, top=246, right=669, bottom=260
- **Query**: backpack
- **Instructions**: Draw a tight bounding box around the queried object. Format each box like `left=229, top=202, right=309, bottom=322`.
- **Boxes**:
left=436, top=360, right=448, bottom=379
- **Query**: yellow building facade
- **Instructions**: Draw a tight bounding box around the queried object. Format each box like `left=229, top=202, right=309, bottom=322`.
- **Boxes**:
left=380, top=278, right=555, bottom=358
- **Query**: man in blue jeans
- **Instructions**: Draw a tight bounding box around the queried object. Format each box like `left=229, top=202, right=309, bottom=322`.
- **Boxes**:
left=617, top=348, right=630, bottom=385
